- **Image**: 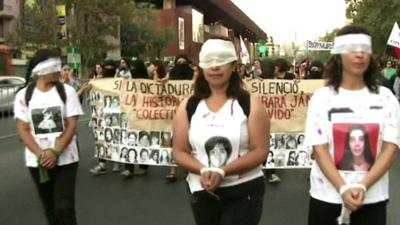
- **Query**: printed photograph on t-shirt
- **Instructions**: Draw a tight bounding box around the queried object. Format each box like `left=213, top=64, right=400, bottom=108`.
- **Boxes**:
left=333, top=123, right=379, bottom=171
left=31, top=106, right=63, bottom=135
left=204, top=136, right=232, bottom=168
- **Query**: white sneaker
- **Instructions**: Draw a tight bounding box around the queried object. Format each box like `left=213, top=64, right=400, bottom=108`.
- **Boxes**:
left=268, top=174, right=281, bottom=183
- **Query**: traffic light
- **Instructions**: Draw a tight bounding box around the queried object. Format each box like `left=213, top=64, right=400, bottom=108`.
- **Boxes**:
left=258, top=40, right=268, bottom=57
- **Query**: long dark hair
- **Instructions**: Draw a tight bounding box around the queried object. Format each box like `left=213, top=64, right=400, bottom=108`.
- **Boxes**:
left=339, top=124, right=375, bottom=170
left=193, top=37, right=249, bottom=100
left=325, top=25, right=379, bottom=93
left=23, top=49, right=66, bottom=106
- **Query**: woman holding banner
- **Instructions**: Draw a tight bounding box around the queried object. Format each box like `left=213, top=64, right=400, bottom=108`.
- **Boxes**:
left=14, top=49, right=83, bottom=225
left=304, top=25, right=400, bottom=225
left=172, top=37, right=269, bottom=225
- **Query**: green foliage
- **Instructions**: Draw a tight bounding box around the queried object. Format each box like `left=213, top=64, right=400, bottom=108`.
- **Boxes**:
left=120, top=2, right=174, bottom=59
left=346, top=0, right=400, bottom=56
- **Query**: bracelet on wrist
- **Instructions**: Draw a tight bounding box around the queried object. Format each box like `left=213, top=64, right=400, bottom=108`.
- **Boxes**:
left=339, top=183, right=367, bottom=196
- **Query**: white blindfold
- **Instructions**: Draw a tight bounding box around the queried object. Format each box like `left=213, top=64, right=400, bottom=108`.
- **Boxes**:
left=331, top=34, right=372, bottom=54
left=199, top=39, right=238, bottom=69
left=31, top=57, right=62, bottom=77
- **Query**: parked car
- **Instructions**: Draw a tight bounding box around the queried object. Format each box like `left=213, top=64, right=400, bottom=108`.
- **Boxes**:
left=0, top=76, right=25, bottom=112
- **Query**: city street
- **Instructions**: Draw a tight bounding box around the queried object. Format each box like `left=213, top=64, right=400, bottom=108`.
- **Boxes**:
left=1, top=121, right=400, bottom=225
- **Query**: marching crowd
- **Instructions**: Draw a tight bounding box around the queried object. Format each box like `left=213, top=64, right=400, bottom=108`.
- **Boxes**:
left=13, top=24, right=400, bottom=225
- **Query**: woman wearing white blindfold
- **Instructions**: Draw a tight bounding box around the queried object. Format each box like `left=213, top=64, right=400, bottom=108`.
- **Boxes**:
left=173, top=37, right=270, bottom=225
left=305, top=25, right=400, bottom=225
left=14, top=49, right=83, bottom=225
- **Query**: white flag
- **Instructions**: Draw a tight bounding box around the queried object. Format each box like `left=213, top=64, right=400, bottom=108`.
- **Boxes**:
left=239, top=36, right=250, bottom=64
left=387, top=22, right=400, bottom=48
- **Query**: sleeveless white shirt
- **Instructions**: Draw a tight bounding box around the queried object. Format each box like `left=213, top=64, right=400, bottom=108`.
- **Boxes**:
left=187, top=98, right=263, bottom=193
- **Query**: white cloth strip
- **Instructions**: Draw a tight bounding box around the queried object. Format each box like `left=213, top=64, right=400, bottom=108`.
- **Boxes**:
left=199, top=39, right=238, bottom=69
left=331, top=34, right=372, bottom=54
left=31, top=57, right=62, bottom=77
left=200, top=167, right=226, bottom=178
left=339, top=183, right=367, bottom=196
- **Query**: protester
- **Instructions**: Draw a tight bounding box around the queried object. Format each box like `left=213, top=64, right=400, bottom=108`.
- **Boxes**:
left=304, top=25, right=400, bottom=225
left=150, top=60, right=168, bottom=83
left=115, top=58, right=132, bottom=79
left=306, top=60, right=324, bottom=79
left=14, top=49, right=83, bottom=225
left=381, top=60, right=396, bottom=80
left=173, top=37, right=269, bottom=225
left=392, top=64, right=400, bottom=101
left=250, top=59, right=263, bottom=78
left=91, top=63, right=104, bottom=79
left=274, top=58, right=296, bottom=80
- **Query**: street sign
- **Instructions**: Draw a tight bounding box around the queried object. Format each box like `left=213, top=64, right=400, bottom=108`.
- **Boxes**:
left=67, top=47, right=81, bottom=69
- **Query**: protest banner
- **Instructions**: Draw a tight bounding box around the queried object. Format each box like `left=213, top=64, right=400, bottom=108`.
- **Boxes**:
left=89, top=78, right=324, bottom=169
left=306, top=40, right=334, bottom=51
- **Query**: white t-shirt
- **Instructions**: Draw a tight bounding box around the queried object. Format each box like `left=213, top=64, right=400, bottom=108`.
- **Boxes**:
left=116, top=69, right=132, bottom=79
left=304, top=86, right=400, bottom=204
left=187, top=98, right=263, bottom=193
left=14, top=84, right=84, bottom=167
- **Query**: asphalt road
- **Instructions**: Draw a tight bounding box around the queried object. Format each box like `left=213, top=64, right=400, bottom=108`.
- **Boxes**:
left=1, top=122, right=399, bottom=225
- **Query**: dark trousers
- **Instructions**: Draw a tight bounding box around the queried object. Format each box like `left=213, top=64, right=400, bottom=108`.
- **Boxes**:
left=125, top=164, right=149, bottom=172
left=190, top=177, right=265, bottom=225
left=308, top=197, right=387, bottom=225
left=29, top=163, right=78, bottom=225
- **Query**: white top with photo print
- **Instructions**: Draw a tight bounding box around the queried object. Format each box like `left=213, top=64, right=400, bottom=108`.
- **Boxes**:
left=187, top=98, right=263, bottom=193
left=304, top=86, right=400, bottom=204
left=14, top=84, right=84, bottom=167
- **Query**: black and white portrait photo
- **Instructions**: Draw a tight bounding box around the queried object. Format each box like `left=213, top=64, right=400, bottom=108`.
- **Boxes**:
left=286, top=150, right=297, bottom=166
left=110, top=113, right=120, bottom=127
left=139, top=148, right=150, bottom=163
left=127, top=148, right=137, bottom=163
left=113, top=129, right=121, bottom=144
left=110, top=144, right=120, bottom=161
left=104, top=128, right=113, bottom=143
left=150, top=131, right=160, bottom=147
left=120, top=147, right=129, bottom=163
left=296, top=150, right=310, bottom=167
left=161, top=132, right=172, bottom=147
left=105, top=114, right=112, bottom=127
left=297, top=133, right=305, bottom=147
left=104, top=96, right=112, bottom=108
left=285, top=135, right=297, bottom=150
left=120, top=112, right=128, bottom=128
left=159, top=149, right=171, bottom=164
left=149, top=149, right=160, bottom=164
left=111, top=96, right=120, bottom=108
left=127, top=131, right=138, bottom=146
left=138, top=131, right=151, bottom=147
left=120, top=129, right=128, bottom=145
left=204, top=136, right=232, bottom=168
left=31, top=106, right=64, bottom=135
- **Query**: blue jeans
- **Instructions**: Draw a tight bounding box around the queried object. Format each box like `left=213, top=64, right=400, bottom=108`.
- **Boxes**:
left=29, top=162, right=78, bottom=225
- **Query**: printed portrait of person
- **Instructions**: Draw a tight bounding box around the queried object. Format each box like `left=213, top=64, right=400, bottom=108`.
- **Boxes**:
left=105, top=146, right=112, bottom=159
left=204, top=136, right=232, bottom=168
left=90, top=91, right=96, bottom=102
left=127, top=148, right=137, bottom=163
left=96, top=105, right=104, bottom=117
left=274, top=134, right=286, bottom=150
left=338, top=124, right=376, bottom=171
left=296, top=150, right=309, bottom=167
left=159, top=149, right=171, bottom=164
left=110, top=113, right=120, bottom=127
left=91, top=106, right=97, bottom=117
left=120, top=129, right=128, bottom=145
left=127, top=131, right=138, bottom=146
left=97, top=130, right=104, bottom=142
left=269, top=134, right=275, bottom=150
left=138, top=131, right=150, bottom=147
left=104, top=96, right=112, bottom=108
left=150, top=131, right=160, bottom=147
left=113, top=129, right=121, bottom=144
left=139, top=148, right=150, bottom=163
left=91, top=118, right=98, bottom=130
left=120, top=112, right=128, bottom=128
left=297, top=134, right=305, bottom=146
left=105, top=114, right=112, bottom=127
left=120, top=147, right=129, bottom=163
left=31, top=106, right=63, bottom=135
left=97, top=119, right=104, bottom=128
left=104, top=128, right=113, bottom=143
left=263, top=151, right=275, bottom=167
left=110, top=144, right=120, bottom=161
left=111, top=96, right=120, bottom=108
left=285, top=135, right=297, bottom=150
left=96, top=92, right=103, bottom=102
left=93, top=131, right=99, bottom=141
left=97, top=144, right=105, bottom=158
left=286, top=151, right=297, bottom=166
left=149, top=149, right=160, bottom=164
left=161, top=132, right=172, bottom=147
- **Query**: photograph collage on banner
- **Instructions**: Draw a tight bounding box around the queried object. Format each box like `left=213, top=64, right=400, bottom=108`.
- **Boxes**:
left=263, top=133, right=313, bottom=169
left=90, top=90, right=175, bottom=166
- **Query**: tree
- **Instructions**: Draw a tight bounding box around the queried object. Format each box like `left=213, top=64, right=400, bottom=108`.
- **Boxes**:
left=120, top=2, right=174, bottom=59
left=346, top=0, right=400, bottom=57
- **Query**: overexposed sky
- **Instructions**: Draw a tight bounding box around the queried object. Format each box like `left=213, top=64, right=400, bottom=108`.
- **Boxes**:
left=231, top=0, right=347, bottom=45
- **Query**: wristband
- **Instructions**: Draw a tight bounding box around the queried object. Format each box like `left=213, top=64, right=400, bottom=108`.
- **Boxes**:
left=200, top=167, right=225, bottom=178
left=339, top=183, right=367, bottom=196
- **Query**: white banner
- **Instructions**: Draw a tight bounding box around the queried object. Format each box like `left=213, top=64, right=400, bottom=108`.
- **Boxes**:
left=387, top=22, right=400, bottom=48
left=307, top=40, right=334, bottom=51
left=239, top=35, right=250, bottom=64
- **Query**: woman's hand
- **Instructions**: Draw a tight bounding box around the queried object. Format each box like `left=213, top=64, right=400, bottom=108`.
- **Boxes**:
left=342, top=187, right=365, bottom=211
left=201, top=171, right=223, bottom=192
left=39, top=150, right=58, bottom=169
